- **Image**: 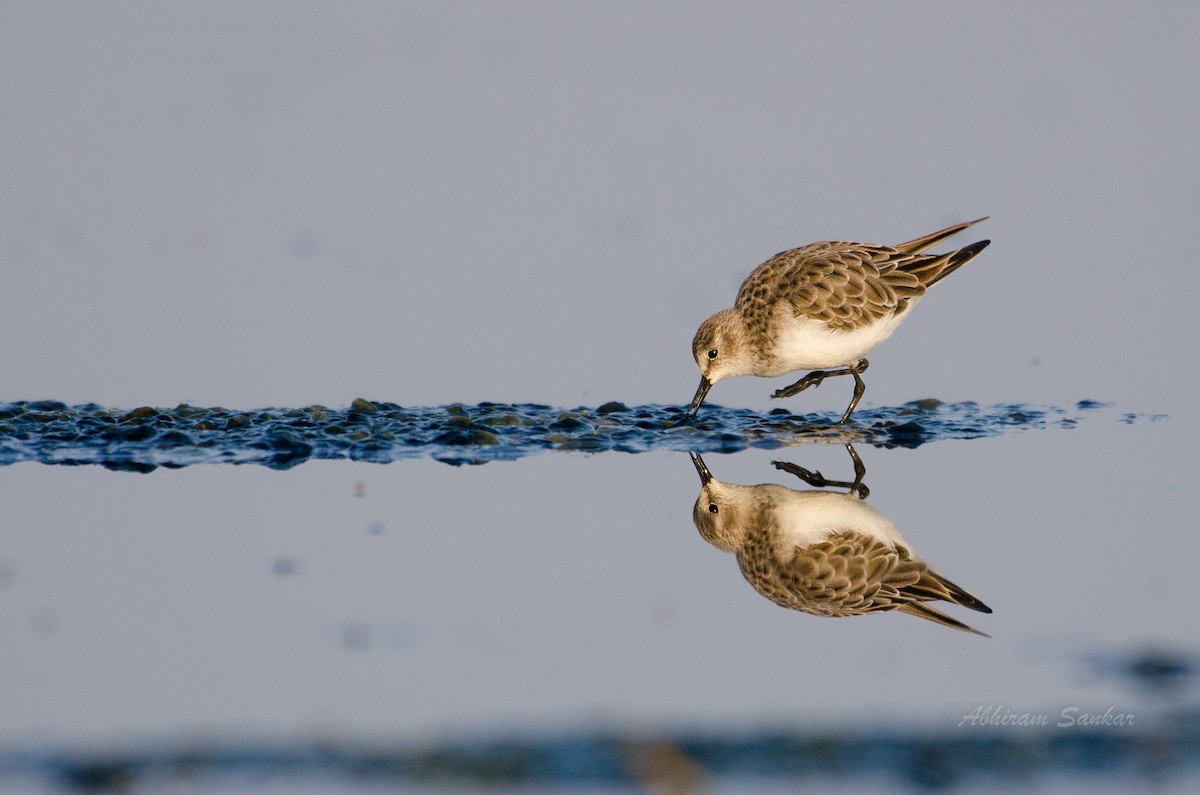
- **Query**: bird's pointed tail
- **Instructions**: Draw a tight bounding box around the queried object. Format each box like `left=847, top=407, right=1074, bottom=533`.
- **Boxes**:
left=895, top=217, right=989, bottom=255
left=901, top=239, right=990, bottom=288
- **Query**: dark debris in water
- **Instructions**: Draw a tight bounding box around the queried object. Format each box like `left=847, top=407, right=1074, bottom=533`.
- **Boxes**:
left=1081, top=645, right=1198, bottom=694
left=0, top=398, right=1139, bottom=472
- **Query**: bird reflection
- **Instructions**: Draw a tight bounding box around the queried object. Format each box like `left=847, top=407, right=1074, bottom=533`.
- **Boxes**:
left=690, top=446, right=991, bottom=635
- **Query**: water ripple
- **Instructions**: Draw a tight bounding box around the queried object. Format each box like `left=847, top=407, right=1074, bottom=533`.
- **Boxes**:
left=0, top=398, right=1152, bottom=471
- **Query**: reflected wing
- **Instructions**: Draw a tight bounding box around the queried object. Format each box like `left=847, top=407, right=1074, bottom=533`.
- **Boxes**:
left=775, top=530, right=991, bottom=633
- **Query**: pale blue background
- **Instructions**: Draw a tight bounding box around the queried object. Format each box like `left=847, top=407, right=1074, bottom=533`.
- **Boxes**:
left=1, top=3, right=1197, bottom=791
left=3, top=2, right=1196, bottom=414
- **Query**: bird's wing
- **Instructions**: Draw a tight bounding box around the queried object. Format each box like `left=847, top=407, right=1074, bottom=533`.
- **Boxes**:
left=737, top=243, right=928, bottom=332
left=895, top=239, right=990, bottom=289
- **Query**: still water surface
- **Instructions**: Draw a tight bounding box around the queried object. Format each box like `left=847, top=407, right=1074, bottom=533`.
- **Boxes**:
left=0, top=403, right=1193, bottom=792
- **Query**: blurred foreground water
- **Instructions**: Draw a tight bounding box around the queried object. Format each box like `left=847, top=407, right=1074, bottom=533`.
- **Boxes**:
left=4, top=715, right=1198, bottom=794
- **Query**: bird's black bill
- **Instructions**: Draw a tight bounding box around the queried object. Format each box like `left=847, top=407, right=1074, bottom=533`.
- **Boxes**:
left=689, top=452, right=712, bottom=485
left=686, top=376, right=712, bottom=419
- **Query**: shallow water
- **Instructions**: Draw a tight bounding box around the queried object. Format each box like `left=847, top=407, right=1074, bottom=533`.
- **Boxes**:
left=1, top=403, right=1195, bottom=793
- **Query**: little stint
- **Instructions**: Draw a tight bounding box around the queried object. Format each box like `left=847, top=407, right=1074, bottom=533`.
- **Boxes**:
left=687, top=218, right=990, bottom=422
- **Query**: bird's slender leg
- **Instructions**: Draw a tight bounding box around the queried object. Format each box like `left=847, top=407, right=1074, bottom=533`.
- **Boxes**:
left=772, top=443, right=869, bottom=498
left=772, top=359, right=870, bottom=423
left=838, top=360, right=870, bottom=424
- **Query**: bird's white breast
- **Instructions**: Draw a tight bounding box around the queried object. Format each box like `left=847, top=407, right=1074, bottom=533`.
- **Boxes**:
left=768, top=302, right=917, bottom=373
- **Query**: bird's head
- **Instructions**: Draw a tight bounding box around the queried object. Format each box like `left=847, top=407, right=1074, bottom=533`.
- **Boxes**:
left=686, top=309, right=752, bottom=417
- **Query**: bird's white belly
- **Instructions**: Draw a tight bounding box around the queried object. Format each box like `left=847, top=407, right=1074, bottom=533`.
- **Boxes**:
left=768, top=304, right=915, bottom=373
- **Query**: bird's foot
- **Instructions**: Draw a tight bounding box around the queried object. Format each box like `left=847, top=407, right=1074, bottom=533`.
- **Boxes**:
left=772, top=370, right=827, bottom=399
left=773, top=459, right=869, bottom=497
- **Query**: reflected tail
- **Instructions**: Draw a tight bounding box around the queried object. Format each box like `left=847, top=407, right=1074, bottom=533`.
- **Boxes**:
left=898, top=602, right=990, bottom=637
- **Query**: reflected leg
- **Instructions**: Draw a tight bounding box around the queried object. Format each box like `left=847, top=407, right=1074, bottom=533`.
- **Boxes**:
left=844, top=443, right=868, bottom=498
left=772, top=444, right=869, bottom=498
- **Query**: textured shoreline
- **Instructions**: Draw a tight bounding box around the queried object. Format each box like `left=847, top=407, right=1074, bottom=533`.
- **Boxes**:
left=0, top=399, right=1136, bottom=471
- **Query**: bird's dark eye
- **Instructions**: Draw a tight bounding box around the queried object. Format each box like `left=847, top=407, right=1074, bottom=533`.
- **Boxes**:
left=707, top=349, right=718, bottom=359
left=708, top=503, right=718, bottom=514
